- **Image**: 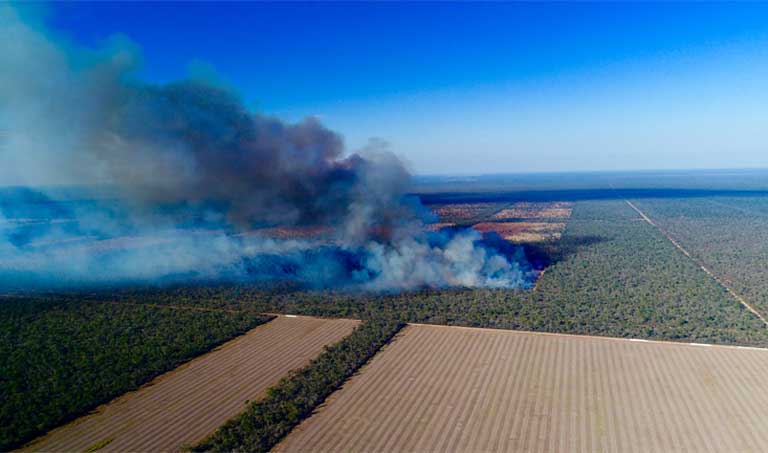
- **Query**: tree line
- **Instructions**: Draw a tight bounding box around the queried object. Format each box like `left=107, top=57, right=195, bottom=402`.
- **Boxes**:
left=193, top=315, right=404, bottom=452
left=0, top=298, right=269, bottom=451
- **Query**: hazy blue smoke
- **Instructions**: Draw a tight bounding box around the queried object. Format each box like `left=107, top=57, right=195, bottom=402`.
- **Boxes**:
left=0, top=4, right=535, bottom=291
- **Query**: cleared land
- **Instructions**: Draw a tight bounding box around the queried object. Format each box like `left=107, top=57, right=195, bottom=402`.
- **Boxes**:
left=430, top=202, right=503, bottom=223
left=278, top=324, right=768, bottom=453
left=472, top=221, right=566, bottom=242
left=22, top=316, right=359, bottom=453
left=490, top=201, right=573, bottom=220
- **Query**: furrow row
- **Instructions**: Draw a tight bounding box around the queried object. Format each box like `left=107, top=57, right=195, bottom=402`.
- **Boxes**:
left=277, top=324, right=768, bottom=452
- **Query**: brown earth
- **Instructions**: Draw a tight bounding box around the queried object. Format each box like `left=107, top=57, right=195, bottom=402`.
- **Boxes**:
left=277, top=324, right=768, bottom=453
left=472, top=221, right=565, bottom=242
left=491, top=201, right=574, bottom=220
left=20, top=316, right=359, bottom=453
left=431, top=203, right=500, bottom=222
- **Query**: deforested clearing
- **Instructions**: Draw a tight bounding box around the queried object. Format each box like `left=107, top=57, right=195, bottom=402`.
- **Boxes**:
left=490, top=201, right=574, bottom=220
left=277, top=323, right=768, bottom=453
left=21, top=316, right=359, bottom=453
left=472, top=221, right=566, bottom=242
left=431, top=202, right=503, bottom=222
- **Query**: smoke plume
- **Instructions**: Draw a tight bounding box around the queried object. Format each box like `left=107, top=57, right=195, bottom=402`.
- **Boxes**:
left=0, top=4, right=534, bottom=291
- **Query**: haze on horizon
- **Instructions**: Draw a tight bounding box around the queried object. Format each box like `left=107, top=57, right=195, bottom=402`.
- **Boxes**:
left=4, top=1, right=768, bottom=178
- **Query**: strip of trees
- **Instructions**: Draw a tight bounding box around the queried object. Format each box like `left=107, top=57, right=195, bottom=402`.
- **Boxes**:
left=194, top=316, right=404, bottom=452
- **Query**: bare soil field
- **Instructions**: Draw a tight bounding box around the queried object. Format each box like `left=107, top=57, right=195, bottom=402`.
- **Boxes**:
left=491, top=201, right=574, bottom=220
left=277, top=324, right=768, bottom=453
left=430, top=202, right=501, bottom=222
left=21, top=316, right=359, bottom=453
left=472, top=221, right=566, bottom=242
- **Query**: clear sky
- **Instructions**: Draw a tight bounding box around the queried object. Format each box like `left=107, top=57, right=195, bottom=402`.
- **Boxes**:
left=36, top=2, right=768, bottom=174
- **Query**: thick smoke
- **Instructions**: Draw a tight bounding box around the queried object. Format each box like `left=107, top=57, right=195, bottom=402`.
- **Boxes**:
left=0, top=5, right=534, bottom=291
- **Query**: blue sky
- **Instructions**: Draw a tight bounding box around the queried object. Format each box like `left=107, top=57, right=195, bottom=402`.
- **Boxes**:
left=40, top=2, right=768, bottom=174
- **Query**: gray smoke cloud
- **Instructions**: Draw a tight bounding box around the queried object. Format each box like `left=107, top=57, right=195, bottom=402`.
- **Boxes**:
left=0, top=4, right=534, bottom=291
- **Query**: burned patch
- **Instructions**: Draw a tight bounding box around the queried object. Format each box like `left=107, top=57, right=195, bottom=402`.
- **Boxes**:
left=472, top=221, right=566, bottom=243
left=490, top=201, right=574, bottom=220
left=429, top=203, right=504, bottom=223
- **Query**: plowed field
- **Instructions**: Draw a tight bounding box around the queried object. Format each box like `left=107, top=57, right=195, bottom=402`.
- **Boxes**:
left=277, top=324, right=768, bottom=453
left=21, top=316, right=359, bottom=453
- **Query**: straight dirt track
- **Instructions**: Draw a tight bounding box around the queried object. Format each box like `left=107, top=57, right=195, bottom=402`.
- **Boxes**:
left=21, top=315, right=359, bottom=453
left=277, top=324, right=768, bottom=453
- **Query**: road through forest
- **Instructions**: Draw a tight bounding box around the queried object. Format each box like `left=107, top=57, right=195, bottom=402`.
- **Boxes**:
left=623, top=199, right=768, bottom=327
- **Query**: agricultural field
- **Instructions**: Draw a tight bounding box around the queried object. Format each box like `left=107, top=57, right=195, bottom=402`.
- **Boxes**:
left=195, top=317, right=403, bottom=452
left=22, top=316, right=359, bottom=452
left=0, top=298, right=268, bottom=451
left=277, top=323, right=768, bottom=453
left=628, top=196, right=768, bottom=319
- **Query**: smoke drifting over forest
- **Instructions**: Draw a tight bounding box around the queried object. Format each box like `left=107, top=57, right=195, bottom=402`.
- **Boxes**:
left=0, top=5, right=534, bottom=290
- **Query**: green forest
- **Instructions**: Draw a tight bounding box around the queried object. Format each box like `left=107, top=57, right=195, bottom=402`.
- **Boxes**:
left=0, top=298, right=270, bottom=451
left=104, top=199, right=768, bottom=347
left=631, top=196, right=768, bottom=320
